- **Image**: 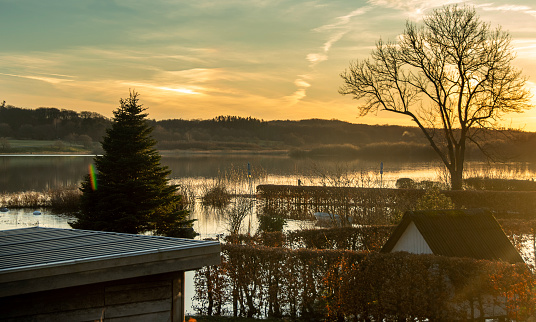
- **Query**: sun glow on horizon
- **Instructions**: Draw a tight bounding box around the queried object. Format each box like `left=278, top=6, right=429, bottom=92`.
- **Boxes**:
left=157, top=86, right=202, bottom=95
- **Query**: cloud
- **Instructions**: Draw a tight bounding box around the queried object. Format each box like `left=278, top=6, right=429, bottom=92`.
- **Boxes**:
left=285, top=88, right=308, bottom=104
left=314, top=7, right=371, bottom=32
left=0, top=72, right=74, bottom=85
left=284, top=76, right=312, bottom=105
left=154, top=86, right=202, bottom=95
left=512, top=39, right=536, bottom=56
left=307, top=6, right=371, bottom=67
left=323, top=32, right=347, bottom=52
left=156, top=68, right=221, bottom=84
left=367, top=0, right=464, bottom=20
left=478, top=3, right=536, bottom=18
left=279, top=6, right=372, bottom=106
left=291, top=6, right=371, bottom=104
left=294, top=79, right=311, bottom=88
left=306, top=53, right=328, bottom=65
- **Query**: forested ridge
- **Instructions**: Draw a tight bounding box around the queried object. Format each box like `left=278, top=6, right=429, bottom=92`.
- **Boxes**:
left=1, top=103, right=536, bottom=161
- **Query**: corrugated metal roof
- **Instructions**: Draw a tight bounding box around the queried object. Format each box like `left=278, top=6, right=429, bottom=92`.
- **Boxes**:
left=381, top=209, right=524, bottom=264
left=0, top=227, right=220, bottom=272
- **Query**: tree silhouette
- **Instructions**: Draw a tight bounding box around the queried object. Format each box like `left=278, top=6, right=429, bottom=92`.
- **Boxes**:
left=72, top=91, right=195, bottom=237
left=340, top=5, right=533, bottom=189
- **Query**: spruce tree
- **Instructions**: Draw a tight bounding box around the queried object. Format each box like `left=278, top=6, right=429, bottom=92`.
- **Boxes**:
left=72, top=91, right=195, bottom=238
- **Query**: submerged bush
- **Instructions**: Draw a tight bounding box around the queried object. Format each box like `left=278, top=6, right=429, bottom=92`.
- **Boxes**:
left=202, top=185, right=231, bottom=207
left=257, top=214, right=286, bottom=233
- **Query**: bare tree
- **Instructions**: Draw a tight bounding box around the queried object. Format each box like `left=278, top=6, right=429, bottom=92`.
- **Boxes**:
left=340, top=5, right=533, bottom=190
left=222, top=198, right=253, bottom=235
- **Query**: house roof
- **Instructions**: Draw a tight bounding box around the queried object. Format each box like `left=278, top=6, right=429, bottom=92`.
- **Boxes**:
left=381, top=209, right=524, bottom=264
left=0, top=227, right=221, bottom=297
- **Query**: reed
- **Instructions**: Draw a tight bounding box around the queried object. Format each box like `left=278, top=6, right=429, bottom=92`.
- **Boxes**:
left=0, top=186, right=81, bottom=212
left=48, top=186, right=82, bottom=214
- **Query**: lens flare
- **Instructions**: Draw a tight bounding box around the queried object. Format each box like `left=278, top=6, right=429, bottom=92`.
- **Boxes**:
left=89, top=164, right=98, bottom=190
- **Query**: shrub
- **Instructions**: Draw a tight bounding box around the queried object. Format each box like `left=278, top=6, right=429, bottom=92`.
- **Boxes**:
left=415, top=187, right=455, bottom=210
left=202, top=185, right=231, bottom=207
left=396, top=177, right=415, bottom=189
left=257, top=214, right=286, bottom=233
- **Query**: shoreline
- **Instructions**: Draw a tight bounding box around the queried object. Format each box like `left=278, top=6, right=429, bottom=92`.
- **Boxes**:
left=0, top=149, right=291, bottom=157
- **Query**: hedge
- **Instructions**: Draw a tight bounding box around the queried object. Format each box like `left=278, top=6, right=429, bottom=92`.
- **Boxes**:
left=225, top=226, right=394, bottom=253
left=194, top=245, right=535, bottom=320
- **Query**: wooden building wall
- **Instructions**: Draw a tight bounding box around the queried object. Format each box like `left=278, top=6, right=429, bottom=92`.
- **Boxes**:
left=391, top=221, right=433, bottom=254
left=0, top=271, right=184, bottom=322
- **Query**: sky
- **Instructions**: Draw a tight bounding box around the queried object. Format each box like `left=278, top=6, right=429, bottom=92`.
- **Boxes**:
left=1, top=0, right=536, bottom=129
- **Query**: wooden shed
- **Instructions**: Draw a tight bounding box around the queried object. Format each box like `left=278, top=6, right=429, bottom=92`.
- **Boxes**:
left=0, top=227, right=221, bottom=321
left=381, top=209, right=523, bottom=263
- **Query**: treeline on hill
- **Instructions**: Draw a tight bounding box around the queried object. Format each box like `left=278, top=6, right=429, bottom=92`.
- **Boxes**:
left=0, top=104, right=109, bottom=149
left=151, top=117, right=435, bottom=156
left=150, top=116, right=536, bottom=161
left=2, top=103, right=536, bottom=161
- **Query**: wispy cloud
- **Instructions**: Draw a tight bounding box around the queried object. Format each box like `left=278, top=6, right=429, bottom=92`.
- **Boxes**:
left=306, top=53, right=328, bottom=65
left=285, top=76, right=312, bottom=105
left=309, top=6, right=371, bottom=67
left=478, top=3, right=536, bottom=18
left=314, top=7, right=371, bottom=32
left=0, top=72, right=75, bottom=84
left=367, top=0, right=464, bottom=20
left=291, top=6, right=370, bottom=105
left=512, top=39, right=536, bottom=56
left=146, top=85, right=202, bottom=95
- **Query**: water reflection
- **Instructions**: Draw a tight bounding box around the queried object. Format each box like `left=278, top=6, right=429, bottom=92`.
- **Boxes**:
left=2, top=154, right=536, bottom=194
left=0, top=155, right=94, bottom=193
left=0, top=208, right=73, bottom=230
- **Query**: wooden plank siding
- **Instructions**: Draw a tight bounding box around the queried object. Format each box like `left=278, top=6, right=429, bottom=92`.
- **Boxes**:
left=0, top=272, right=184, bottom=322
left=390, top=221, right=433, bottom=254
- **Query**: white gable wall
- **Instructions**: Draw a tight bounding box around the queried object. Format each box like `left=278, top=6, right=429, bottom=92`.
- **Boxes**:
left=391, top=221, right=433, bottom=254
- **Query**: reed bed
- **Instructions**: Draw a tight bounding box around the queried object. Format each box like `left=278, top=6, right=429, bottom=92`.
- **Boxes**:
left=0, top=186, right=81, bottom=213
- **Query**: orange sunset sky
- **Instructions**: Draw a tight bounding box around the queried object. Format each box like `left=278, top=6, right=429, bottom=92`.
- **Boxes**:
left=2, top=0, right=536, bottom=129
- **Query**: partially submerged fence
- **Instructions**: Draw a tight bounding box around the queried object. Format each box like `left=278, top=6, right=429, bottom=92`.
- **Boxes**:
left=256, top=185, right=536, bottom=224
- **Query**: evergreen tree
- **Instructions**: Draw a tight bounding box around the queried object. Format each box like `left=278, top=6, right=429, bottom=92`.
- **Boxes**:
left=72, top=91, right=195, bottom=238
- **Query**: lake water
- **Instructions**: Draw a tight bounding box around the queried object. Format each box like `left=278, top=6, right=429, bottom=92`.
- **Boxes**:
left=3, top=154, right=536, bottom=193
left=2, top=154, right=536, bottom=234
left=2, top=154, right=536, bottom=315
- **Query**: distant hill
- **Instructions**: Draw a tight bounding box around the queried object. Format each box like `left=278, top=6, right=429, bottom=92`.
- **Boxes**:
left=1, top=103, right=536, bottom=161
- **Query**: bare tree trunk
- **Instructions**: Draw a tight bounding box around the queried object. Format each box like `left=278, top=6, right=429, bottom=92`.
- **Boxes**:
left=450, top=169, right=463, bottom=190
